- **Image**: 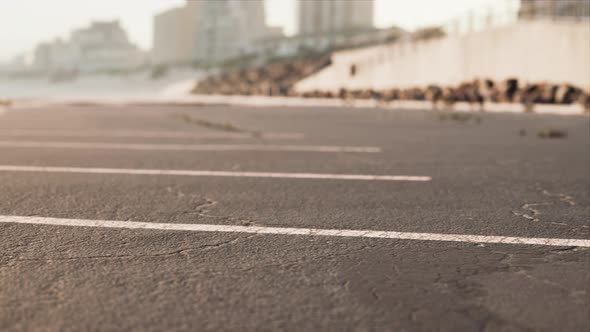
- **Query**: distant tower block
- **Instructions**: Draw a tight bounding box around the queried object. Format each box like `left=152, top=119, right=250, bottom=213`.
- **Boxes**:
left=297, top=0, right=374, bottom=36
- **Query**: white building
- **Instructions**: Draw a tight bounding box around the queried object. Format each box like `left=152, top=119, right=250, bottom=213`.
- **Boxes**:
left=33, top=20, right=145, bottom=75
left=71, top=21, right=145, bottom=73
left=0, top=54, right=33, bottom=75
left=47, top=39, right=80, bottom=73
left=32, top=39, right=79, bottom=74
left=33, top=43, right=52, bottom=72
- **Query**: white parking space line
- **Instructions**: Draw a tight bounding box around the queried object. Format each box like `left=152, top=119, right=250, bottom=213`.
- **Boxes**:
left=1, top=215, right=588, bottom=247
left=0, top=141, right=381, bottom=153
left=0, top=165, right=431, bottom=182
left=0, top=129, right=304, bottom=140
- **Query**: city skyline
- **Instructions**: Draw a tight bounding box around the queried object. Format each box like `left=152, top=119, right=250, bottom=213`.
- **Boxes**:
left=0, top=0, right=507, bottom=62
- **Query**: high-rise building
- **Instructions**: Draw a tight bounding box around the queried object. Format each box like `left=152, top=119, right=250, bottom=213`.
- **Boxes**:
left=519, top=0, right=590, bottom=19
left=153, top=0, right=282, bottom=65
left=33, top=43, right=53, bottom=72
left=297, top=0, right=374, bottom=36
left=194, top=0, right=279, bottom=63
left=153, top=3, right=199, bottom=65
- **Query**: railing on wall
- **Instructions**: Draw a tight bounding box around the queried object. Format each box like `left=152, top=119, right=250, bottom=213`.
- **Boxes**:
left=442, top=0, right=520, bottom=35
left=441, top=0, right=589, bottom=36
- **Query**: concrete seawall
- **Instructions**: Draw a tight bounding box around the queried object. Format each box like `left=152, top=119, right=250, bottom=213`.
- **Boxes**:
left=296, top=20, right=590, bottom=92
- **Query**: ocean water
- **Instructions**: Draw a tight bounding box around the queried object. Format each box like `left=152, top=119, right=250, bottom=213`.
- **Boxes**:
left=0, top=69, right=202, bottom=100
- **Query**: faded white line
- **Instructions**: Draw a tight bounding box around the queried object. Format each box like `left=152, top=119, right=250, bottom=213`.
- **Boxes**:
left=0, top=165, right=431, bottom=182
left=0, top=129, right=304, bottom=140
left=0, top=141, right=381, bottom=153
left=1, top=215, right=587, bottom=247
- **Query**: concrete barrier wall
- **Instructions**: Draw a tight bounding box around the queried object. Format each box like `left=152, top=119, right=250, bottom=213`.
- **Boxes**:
left=295, top=20, right=590, bottom=92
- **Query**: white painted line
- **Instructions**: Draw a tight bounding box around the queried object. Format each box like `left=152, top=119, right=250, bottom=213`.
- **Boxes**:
left=1, top=215, right=588, bottom=247
left=0, top=165, right=431, bottom=182
left=0, top=129, right=304, bottom=140
left=0, top=141, right=381, bottom=153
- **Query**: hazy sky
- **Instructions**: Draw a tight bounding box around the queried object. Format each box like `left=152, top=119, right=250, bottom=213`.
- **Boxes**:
left=0, top=0, right=512, bottom=61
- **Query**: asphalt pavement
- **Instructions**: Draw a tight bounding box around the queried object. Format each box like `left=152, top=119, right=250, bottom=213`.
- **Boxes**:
left=0, top=104, right=588, bottom=331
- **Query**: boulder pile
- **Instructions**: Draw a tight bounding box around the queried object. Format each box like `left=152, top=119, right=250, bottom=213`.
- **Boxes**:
left=301, top=79, right=589, bottom=111
left=192, top=58, right=589, bottom=111
left=193, top=57, right=332, bottom=97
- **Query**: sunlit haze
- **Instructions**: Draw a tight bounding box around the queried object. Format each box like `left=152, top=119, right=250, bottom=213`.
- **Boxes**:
left=0, top=0, right=504, bottom=61
left=0, top=0, right=589, bottom=329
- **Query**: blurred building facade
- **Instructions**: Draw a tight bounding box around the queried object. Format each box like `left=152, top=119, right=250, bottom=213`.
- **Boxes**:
left=153, top=0, right=283, bottom=66
left=71, top=21, right=145, bottom=73
left=193, top=0, right=273, bottom=63
left=297, top=0, right=374, bottom=35
left=32, top=21, right=145, bottom=75
left=152, top=0, right=394, bottom=66
left=0, top=54, right=32, bottom=75
left=519, top=0, right=590, bottom=19
left=271, top=0, right=380, bottom=57
left=33, top=43, right=53, bottom=72
left=153, top=4, right=199, bottom=65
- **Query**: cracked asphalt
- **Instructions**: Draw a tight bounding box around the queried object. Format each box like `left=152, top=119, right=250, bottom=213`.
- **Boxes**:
left=0, top=104, right=589, bottom=331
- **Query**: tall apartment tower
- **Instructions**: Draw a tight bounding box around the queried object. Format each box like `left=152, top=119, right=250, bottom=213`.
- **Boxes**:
left=152, top=0, right=276, bottom=64
left=297, top=0, right=374, bottom=35
left=194, top=0, right=270, bottom=62
left=153, top=0, right=279, bottom=65
left=153, top=1, right=200, bottom=65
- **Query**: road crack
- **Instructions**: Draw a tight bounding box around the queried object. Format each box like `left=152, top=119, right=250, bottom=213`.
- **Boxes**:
left=540, top=187, right=577, bottom=206
left=165, top=187, right=258, bottom=227
left=2, top=235, right=257, bottom=262
left=193, top=197, right=258, bottom=227
left=171, top=113, right=262, bottom=137
left=512, top=184, right=587, bottom=229
left=512, top=202, right=552, bottom=222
